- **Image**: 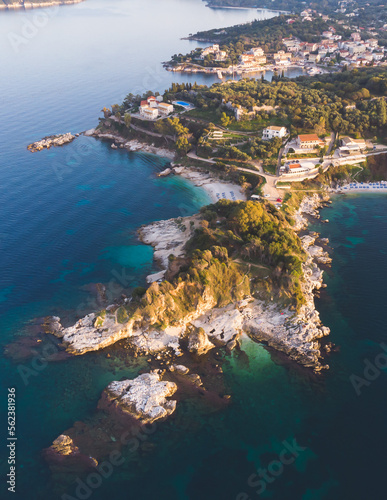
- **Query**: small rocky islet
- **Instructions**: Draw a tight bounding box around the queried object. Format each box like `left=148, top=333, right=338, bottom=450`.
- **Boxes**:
left=27, top=133, right=76, bottom=152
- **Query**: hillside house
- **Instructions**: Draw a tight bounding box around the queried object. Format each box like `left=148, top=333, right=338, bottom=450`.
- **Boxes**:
left=296, top=134, right=324, bottom=149
left=262, top=126, right=287, bottom=140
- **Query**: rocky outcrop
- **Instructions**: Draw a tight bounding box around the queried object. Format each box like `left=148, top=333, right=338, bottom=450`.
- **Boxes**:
left=44, top=433, right=98, bottom=471
left=92, top=130, right=175, bottom=159
left=301, top=234, right=332, bottom=265
left=169, top=364, right=190, bottom=375
left=52, top=312, right=133, bottom=355
left=100, top=371, right=177, bottom=424
left=27, top=133, right=75, bottom=152
left=187, top=327, right=215, bottom=355
left=139, top=215, right=200, bottom=270
left=49, top=434, right=79, bottom=457
left=293, top=193, right=329, bottom=231
left=307, top=245, right=332, bottom=265
left=157, top=168, right=172, bottom=177
left=192, top=293, right=329, bottom=373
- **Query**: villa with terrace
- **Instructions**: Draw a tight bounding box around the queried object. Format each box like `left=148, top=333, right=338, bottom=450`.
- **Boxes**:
left=139, top=96, right=174, bottom=120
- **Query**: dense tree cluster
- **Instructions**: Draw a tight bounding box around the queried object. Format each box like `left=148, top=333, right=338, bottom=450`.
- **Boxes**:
left=188, top=199, right=307, bottom=307
left=167, top=69, right=387, bottom=139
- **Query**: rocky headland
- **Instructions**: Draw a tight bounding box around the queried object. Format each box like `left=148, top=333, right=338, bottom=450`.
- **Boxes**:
left=44, top=191, right=332, bottom=372
left=42, top=189, right=334, bottom=482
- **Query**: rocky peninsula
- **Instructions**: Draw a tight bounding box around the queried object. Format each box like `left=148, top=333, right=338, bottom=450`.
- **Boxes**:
left=44, top=190, right=332, bottom=372
left=27, top=133, right=75, bottom=152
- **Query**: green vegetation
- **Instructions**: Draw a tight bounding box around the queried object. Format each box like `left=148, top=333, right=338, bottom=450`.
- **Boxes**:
left=166, top=69, right=387, bottom=143
left=187, top=200, right=307, bottom=308
left=94, top=310, right=106, bottom=328
left=129, top=245, right=250, bottom=331
left=116, top=306, right=129, bottom=324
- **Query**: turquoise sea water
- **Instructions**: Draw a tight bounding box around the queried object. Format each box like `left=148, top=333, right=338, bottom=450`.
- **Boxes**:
left=1, top=0, right=387, bottom=498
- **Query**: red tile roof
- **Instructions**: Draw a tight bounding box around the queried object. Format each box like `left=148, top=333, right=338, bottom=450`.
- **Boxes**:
left=298, top=134, right=321, bottom=142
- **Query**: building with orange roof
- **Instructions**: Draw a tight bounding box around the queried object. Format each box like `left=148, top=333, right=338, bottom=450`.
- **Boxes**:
left=296, top=134, right=324, bottom=149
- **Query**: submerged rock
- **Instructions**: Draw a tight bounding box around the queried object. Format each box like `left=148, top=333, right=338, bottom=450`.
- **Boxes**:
left=169, top=364, right=190, bottom=375
left=100, top=371, right=177, bottom=424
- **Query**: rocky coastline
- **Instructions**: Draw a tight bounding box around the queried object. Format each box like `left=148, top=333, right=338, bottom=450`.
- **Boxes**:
left=43, top=191, right=332, bottom=372
left=42, top=190, right=334, bottom=477
left=0, top=0, right=85, bottom=10
left=89, top=128, right=176, bottom=160
left=27, top=133, right=76, bottom=152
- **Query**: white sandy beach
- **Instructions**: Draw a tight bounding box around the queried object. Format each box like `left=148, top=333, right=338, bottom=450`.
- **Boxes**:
left=175, top=167, right=246, bottom=203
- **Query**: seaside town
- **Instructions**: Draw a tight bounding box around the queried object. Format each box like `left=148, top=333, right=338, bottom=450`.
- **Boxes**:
left=166, top=9, right=387, bottom=79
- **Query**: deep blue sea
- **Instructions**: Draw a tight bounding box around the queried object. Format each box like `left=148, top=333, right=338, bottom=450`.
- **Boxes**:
left=1, top=1, right=387, bottom=499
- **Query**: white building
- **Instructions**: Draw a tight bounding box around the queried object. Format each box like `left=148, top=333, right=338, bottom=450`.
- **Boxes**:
left=200, top=44, right=227, bottom=61
left=157, top=102, right=174, bottom=116
left=262, top=126, right=287, bottom=140
left=234, top=108, right=244, bottom=121
left=309, top=53, right=321, bottom=63
left=348, top=44, right=366, bottom=55
left=140, top=104, right=159, bottom=120
left=147, top=96, right=158, bottom=108
left=339, top=136, right=367, bottom=155
left=283, top=161, right=315, bottom=174
left=373, top=52, right=384, bottom=61
left=249, top=47, right=264, bottom=57
left=366, top=38, right=379, bottom=48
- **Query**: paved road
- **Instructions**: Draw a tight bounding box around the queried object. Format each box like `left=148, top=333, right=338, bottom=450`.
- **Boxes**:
left=187, top=151, right=216, bottom=163
left=187, top=151, right=283, bottom=200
